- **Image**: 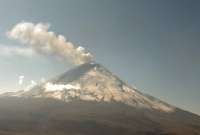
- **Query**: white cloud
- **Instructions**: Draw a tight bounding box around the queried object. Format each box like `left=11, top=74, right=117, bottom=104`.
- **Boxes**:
left=8, top=22, right=93, bottom=65
left=24, top=80, right=37, bottom=91
left=40, top=77, right=46, bottom=83
left=0, top=44, right=35, bottom=57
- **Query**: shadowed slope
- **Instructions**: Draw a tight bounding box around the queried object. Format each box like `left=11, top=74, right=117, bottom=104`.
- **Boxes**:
left=0, top=97, right=199, bottom=135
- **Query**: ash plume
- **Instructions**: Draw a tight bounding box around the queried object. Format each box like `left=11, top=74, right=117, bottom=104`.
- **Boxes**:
left=8, top=22, right=93, bottom=65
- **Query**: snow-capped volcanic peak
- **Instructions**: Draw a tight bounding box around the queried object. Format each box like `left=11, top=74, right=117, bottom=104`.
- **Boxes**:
left=1, top=62, right=175, bottom=113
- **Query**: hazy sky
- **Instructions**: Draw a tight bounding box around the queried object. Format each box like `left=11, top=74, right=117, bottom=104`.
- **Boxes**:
left=0, top=0, right=199, bottom=115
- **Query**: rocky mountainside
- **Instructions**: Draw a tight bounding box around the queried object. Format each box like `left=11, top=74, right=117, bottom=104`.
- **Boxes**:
left=3, top=63, right=174, bottom=112
left=0, top=62, right=200, bottom=135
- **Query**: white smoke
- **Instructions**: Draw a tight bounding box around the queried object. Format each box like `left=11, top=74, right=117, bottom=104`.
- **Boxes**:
left=44, top=82, right=80, bottom=92
left=8, top=22, right=93, bottom=65
left=18, top=76, right=24, bottom=85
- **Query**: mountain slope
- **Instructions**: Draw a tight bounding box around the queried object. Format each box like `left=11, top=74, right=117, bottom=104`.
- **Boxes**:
left=0, top=62, right=200, bottom=135
left=5, top=62, right=174, bottom=112
left=0, top=97, right=199, bottom=135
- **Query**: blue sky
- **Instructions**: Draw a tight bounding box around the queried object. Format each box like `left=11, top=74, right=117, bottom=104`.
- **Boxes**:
left=0, top=0, right=199, bottom=115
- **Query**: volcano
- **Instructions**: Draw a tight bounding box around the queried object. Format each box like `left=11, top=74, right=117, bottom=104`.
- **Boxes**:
left=0, top=62, right=200, bottom=135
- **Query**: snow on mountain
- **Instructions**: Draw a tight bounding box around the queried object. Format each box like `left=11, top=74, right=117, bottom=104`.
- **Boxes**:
left=44, top=83, right=81, bottom=92
left=0, top=62, right=175, bottom=113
